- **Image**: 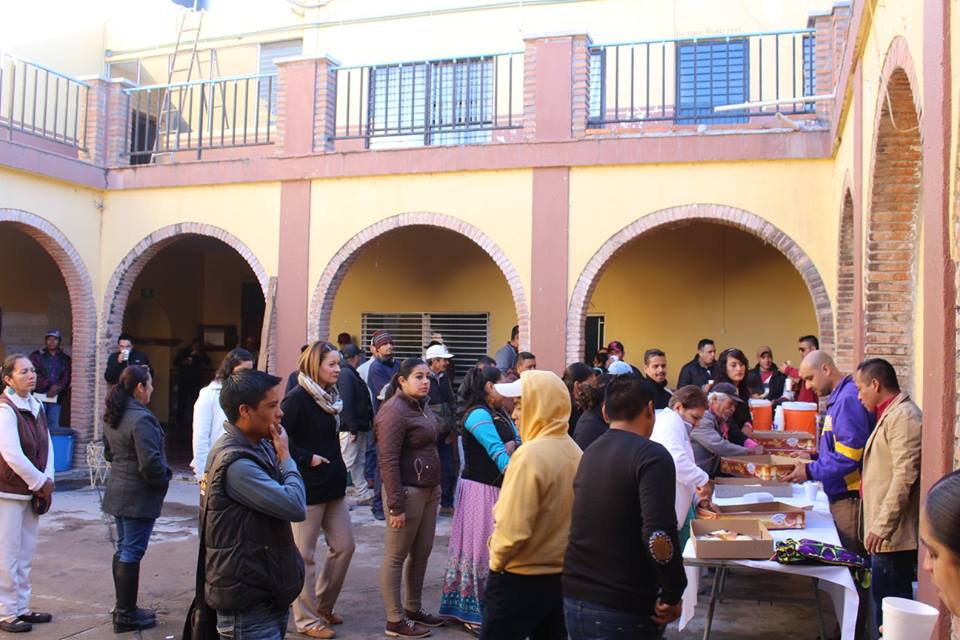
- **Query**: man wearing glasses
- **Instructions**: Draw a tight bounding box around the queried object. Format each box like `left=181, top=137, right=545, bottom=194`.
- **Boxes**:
left=781, top=335, right=819, bottom=403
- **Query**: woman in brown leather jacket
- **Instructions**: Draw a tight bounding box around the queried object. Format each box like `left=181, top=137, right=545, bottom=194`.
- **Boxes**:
left=375, top=358, right=443, bottom=638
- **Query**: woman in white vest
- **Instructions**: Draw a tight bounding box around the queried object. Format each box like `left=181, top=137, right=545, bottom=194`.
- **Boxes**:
left=190, top=348, right=254, bottom=481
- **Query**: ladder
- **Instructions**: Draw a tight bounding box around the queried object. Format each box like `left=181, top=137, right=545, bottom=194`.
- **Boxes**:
left=155, top=9, right=227, bottom=155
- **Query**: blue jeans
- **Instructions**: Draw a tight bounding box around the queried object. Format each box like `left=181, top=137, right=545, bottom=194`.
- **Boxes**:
left=437, top=434, right=456, bottom=508
left=216, top=602, right=289, bottom=639
left=115, top=517, right=155, bottom=563
left=42, top=402, right=61, bottom=428
left=364, top=432, right=383, bottom=515
left=871, top=550, right=916, bottom=627
left=564, top=597, right=665, bottom=640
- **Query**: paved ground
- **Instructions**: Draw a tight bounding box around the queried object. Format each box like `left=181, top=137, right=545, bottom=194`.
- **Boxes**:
left=11, top=477, right=838, bottom=639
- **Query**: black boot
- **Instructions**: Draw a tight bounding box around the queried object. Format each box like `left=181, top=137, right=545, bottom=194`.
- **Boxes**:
left=112, top=557, right=157, bottom=633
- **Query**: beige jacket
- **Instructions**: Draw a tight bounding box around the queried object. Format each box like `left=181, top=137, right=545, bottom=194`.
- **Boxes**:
left=861, top=393, right=922, bottom=553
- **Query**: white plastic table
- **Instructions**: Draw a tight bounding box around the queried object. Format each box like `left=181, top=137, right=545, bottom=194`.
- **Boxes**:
left=679, top=485, right=860, bottom=639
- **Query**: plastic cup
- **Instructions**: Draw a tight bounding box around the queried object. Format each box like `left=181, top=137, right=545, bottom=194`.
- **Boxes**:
left=803, top=481, right=818, bottom=502
left=881, top=597, right=939, bottom=640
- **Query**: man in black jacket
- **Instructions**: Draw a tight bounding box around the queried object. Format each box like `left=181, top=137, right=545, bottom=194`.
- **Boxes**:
left=104, top=334, right=151, bottom=385
left=202, top=369, right=306, bottom=640
left=642, top=349, right=673, bottom=410
left=677, top=338, right=717, bottom=390
left=746, top=345, right=789, bottom=405
left=338, top=344, right=374, bottom=504
left=426, top=344, right=458, bottom=516
left=563, top=375, right=686, bottom=639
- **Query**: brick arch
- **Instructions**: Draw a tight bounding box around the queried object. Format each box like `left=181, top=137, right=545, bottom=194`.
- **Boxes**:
left=566, top=204, right=835, bottom=364
left=865, top=36, right=922, bottom=392
left=835, top=178, right=856, bottom=373
left=308, top=212, right=529, bottom=349
left=99, top=223, right=273, bottom=433
left=0, top=210, right=97, bottom=464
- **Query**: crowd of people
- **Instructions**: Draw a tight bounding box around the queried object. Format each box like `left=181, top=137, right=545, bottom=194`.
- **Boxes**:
left=1, top=325, right=960, bottom=639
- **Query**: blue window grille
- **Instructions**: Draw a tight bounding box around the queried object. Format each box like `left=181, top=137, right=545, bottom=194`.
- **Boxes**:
left=676, top=38, right=749, bottom=124
left=803, top=34, right=816, bottom=112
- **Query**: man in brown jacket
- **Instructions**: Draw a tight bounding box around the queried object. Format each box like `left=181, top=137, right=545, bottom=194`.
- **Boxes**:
left=855, top=358, right=922, bottom=629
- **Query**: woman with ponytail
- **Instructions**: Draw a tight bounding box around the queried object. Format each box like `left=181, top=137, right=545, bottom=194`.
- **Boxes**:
left=101, top=364, right=171, bottom=633
left=439, top=365, right=520, bottom=633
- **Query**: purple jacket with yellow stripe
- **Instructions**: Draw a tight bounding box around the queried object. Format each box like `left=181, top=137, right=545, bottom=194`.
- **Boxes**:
left=805, top=375, right=875, bottom=498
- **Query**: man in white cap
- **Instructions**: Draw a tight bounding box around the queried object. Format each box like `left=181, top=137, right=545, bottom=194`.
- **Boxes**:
left=425, top=343, right=458, bottom=516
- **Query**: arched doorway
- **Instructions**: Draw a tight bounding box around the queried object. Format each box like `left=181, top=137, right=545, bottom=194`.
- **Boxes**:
left=309, top=213, right=529, bottom=378
left=835, top=187, right=856, bottom=373
left=100, top=225, right=270, bottom=464
left=567, top=204, right=834, bottom=370
left=310, top=214, right=528, bottom=383
left=0, top=210, right=96, bottom=467
left=865, top=38, right=922, bottom=392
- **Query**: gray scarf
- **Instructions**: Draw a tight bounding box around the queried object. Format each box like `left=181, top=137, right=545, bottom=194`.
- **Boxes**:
left=298, top=373, right=343, bottom=429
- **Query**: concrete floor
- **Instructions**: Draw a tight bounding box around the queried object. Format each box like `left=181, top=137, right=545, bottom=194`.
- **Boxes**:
left=13, top=477, right=837, bottom=639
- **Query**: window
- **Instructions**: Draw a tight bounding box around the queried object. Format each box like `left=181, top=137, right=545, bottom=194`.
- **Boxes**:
left=360, top=312, right=490, bottom=385
left=802, top=34, right=816, bottom=112
left=676, top=38, right=749, bottom=124
left=588, top=49, right=605, bottom=124
left=367, top=57, right=494, bottom=148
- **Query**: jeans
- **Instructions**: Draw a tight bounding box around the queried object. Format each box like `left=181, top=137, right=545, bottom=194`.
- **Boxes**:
left=871, top=550, right=917, bottom=627
left=365, top=434, right=383, bottom=515
left=480, top=571, right=565, bottom=640
left=216, top=602, right=289, bottom=639
left=42, top=402, right=61, bottom=429
left=114, top=517, right=155, bottom=563
left=564, top=598, right=665, bottom=640
left=437, top=434, right=456, bottom=508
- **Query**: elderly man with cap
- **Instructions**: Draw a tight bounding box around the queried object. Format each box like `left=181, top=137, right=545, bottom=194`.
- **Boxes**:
left=747, top=345, right=789, bottom=405
left=425, top=343, right=459, bottom=516
left=28, top=330, right=71, bottom=428
left=689, top=382, right=762, bottom=477
left=338, top=343, right=375, bottom=504
left=362, top=330, right=400, bottom=521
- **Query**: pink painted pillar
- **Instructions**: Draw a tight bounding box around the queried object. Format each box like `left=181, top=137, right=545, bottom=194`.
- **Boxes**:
left=274, top=54, right=339, bottom=155
left=77, top=76, right=132, bottom=167
left=522, top=32, right=590, bottom=141
left=277, top=181, right=311, bottom=377
left=531, top=168, right=571, bottom=374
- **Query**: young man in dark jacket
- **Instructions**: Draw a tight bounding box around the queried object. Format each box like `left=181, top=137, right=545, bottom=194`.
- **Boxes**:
left=105, top=334, right=151, bottom=385
left=338, top=344, right=374, bottom=503
left=29, top=330, right=71, bottom=428
left=202, top=370, right=306, bottom=639
left=677, top=339, right=717, bottom=389
left=746, top=345, right=788, bottom=405
left=425, top=344, right=457, bottom=515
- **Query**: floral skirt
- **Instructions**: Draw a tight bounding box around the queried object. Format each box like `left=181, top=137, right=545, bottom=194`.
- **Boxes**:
left=438, top=478, right=500, bottom=625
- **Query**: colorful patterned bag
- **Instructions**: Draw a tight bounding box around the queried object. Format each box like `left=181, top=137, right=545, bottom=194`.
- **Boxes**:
left=774, top=538, right=870, bottom=588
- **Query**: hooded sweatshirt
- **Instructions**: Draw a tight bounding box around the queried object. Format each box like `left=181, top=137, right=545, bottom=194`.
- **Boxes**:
left=488, top=370, right=582, bottom=575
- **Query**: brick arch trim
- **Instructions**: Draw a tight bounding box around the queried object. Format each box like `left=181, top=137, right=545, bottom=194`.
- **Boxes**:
left=99, top=223, right=273, bottom=434
left=835, top=173, right=856, bottom=373
left=308, top=212, right=530, bottom=349
left=566, top=204, right=835, bottom=364
left=0, top=209, right=97, bottom=464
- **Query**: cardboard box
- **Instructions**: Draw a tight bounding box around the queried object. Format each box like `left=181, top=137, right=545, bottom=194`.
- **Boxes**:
left=753, top=431, right=817, bottom=453
left=713, top=477, right=794, bottom=498
left=720, top=455, right=809, bottom=481
left=696, top=501, right=809, bottom=530
left=690, top=519, right=774, bottom=559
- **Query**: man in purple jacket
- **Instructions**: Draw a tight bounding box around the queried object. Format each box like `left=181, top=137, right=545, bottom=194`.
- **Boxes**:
left=29, top=330, right=71, bottom=428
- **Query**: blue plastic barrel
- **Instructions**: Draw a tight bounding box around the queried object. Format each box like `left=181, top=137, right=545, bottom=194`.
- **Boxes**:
left=50, top=427, right=76, bottom=472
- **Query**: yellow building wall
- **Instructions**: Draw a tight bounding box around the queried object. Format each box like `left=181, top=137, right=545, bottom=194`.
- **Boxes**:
left=569, top=159, right=838, bottom=303
left=309, top=170, right=532, bottom=310
left=590, top=223, right=818, bottom=381
left=327, top=226, right=516, bottom=357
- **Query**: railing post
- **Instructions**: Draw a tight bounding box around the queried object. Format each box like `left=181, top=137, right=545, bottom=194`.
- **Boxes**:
left=809, top=3, right=851, bottom=121
left=521, top=31, right=592, bottom=142
left=274, top=54, right=339, bottom=155
left=77, top=76, right=133, bottom=167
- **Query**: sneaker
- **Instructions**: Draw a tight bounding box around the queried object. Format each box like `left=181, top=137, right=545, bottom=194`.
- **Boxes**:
left=356, top=496, right=373, bottom=506
left=384, top=619, right=431, bottom=638
left=319, top=610, right=344, bottom=626
left=404, top=609, right=444, bottom=628
left=18, top=611, right=52, bottom=624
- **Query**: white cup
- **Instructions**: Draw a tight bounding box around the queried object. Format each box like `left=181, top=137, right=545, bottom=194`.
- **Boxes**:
left=803, top=481, right=818, bottom=502
left=881, top=597, right=939, bottom=640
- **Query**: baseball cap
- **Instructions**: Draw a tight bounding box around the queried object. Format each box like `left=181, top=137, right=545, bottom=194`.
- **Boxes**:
left=425, top=344, right=454, bottom=360
left=756, top=345, right=773, bottom=358
left=606, top=340, right=625, bottom=355
left=711, top=382, right=743, bottom=402
left=45, top=330, right=61, bottom=339
left=494, top=379, right=523, bottom=398
left=608, top=360, right=633, bottom=376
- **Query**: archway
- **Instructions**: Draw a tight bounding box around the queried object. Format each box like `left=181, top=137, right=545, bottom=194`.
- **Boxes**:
left=309, top=213, right=529, bottom=367
left=100, top=224, right=271, bottom=462
left=567, top=204, right=834, bottom=366
left=835, top=187, right=856, bottom=373
left=0, top=210, right=96, bottom=467
left=865, top=37, right=922, bottom=392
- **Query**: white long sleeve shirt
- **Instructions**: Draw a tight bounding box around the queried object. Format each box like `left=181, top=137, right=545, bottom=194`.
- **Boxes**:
left=650, top=408, right=710, bottom=527
left=191, top=381, right=228, bottom=481
left=0, top=388, right=55, bottom=501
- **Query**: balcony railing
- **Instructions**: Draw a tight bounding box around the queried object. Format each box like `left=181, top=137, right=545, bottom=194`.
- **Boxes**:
left=124, top=72, right=277, bottom=163
left=0, top=52, right=89, bottom=149
left=588, top=29, right=816, bottom=127
left=332, top=52, right=523, bottom=149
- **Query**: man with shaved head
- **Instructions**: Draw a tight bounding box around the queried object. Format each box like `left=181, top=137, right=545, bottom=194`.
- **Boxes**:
left=783, top=351, right=873, bottom=556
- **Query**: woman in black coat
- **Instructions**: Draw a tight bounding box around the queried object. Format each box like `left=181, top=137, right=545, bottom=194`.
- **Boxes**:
left=282, top=342, right=354, bottom=638
left=102, top=364, right=171, bottom=633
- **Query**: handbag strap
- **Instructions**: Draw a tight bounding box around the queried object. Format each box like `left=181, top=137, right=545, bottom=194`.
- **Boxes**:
left=194, top=485, right=210, bottom=600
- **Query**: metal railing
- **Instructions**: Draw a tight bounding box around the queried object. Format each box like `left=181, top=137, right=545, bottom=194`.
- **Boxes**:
left=124, top=72, right=277, bottom=163
left=0, top=52, right=89, bottom=149
left=588, top=29, right=817, bottom=127
left=332, top=51, right=523, bottom=149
